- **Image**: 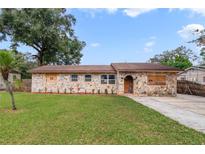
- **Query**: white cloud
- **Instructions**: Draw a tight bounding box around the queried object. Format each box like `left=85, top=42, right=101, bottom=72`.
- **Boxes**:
left=177, top=24, right=204, bottom=40
left=79, top=9, right=101, bottom=18
left=144, top=47, right=153, bottom=52
left=76, top=8, right=156, bottom=18
left=181, top=8, right=205, bottom=17
left=77, top=8, right=118, bottom=18
left=143, top=36, right=156, bottom=52
left=145, top=41, right=155, bottom=47
left=106, top=8, right=118, bottom=14
left=74, top=8, right=205, bottom=19
left=189, top=8, right=205, bottom=16
left=90, top=43, right=100, bottom=47
left=149, top=36, right=157, bottom=40
left=123, top=8, right=156, bottom=17
left=168, top=8, right=175, bottom=13
left=170, top=8, right=205, bottom=17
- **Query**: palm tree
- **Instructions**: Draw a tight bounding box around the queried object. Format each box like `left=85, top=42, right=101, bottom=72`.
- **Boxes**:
left=0, top=50, right=17, bottom=110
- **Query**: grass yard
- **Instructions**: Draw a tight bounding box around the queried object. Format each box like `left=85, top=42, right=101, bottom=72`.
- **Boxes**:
left=0, top=92, right=205, bottom=144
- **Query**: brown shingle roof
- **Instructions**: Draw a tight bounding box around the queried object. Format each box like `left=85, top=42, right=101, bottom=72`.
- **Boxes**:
left=111, top=63, right=181, bottom=72
left=30, top=65, right=116, bottom=74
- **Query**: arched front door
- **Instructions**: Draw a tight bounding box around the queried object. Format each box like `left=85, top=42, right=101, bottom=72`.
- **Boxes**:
left=124, top=75, right=133, bottom=93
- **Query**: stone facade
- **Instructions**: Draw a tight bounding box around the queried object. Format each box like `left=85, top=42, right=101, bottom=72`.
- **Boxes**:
left=32, top=74, right=117, bottom=94
left=32, top=72, right=177, bottom=96
left=117, top=72, right=177, bottom=96
left=0, top=73, right=21, bottom=90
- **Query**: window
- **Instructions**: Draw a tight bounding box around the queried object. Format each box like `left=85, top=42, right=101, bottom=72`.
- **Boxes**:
left=13, top=75, right=17, bottom=80
left=181, top=77, right=185, bottom=80
left=148, top=74, right=166, bottom=85
left=101, top=75, right=107, bottom=84
left=108, top=75, right=115, bottom=84
left=85, top=75, right=92, bottom=82
left=46, top=74, right=57, bottom=82
left=60, top=75, right=66, bottom=80
left=71, top=75, right=78, bottom=81
left=101, top=75, right=116, bottom=84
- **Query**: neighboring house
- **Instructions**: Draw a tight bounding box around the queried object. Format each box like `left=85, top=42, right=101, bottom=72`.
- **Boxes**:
left=0, top=71, right=21, bottom=90
left=177, top=66, right=205, bottom=85
left=30, top=63, right=180, bottom=96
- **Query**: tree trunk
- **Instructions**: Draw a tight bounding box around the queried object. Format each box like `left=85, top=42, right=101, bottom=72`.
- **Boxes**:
left=4, top=80, right=17, bottom=110
left=39, top=56, right=43, bottom=66
left=38, top=50, right=44, bottom=66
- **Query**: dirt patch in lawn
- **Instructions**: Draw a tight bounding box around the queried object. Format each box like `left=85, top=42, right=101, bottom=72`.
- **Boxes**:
left=0, top=109, right=25, bottom=113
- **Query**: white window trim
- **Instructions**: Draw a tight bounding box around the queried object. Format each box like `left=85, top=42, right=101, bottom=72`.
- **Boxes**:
left=85, top=75, right=92, bottom=82
left=100, top=74, right=116, bottom=84
left=203, top=76, right=205, bottom=83
left=71, top=74, right=78, bottom=82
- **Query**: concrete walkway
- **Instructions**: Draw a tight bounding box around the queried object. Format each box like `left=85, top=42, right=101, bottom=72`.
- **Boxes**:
left=126, top=94, right=205, bottom=133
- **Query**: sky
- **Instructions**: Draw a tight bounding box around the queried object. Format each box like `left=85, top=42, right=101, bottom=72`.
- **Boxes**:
left=1, top=8, right=205, bottom=65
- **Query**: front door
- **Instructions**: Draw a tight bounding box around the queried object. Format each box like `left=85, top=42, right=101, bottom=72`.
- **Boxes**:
left=124, top=76, right=133, bottom=93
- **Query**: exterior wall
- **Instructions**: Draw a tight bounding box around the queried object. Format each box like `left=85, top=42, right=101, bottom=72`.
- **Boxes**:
left=32, top=72, right=177, bottom=96
left=32, top=73, right=117, bottom=94
left=178, top=69, right=205, bottom=85
left=0, top=73, right=21, bottom=90
left=31, top=74, right=46, bottom=92
left=117, top=72, right=177, bottom=96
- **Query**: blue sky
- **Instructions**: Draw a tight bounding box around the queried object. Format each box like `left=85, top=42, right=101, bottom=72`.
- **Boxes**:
left=1, top=8, right=205, bottom=64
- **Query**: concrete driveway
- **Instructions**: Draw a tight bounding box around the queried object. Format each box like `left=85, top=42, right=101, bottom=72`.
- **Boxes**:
left=127, top=94, right=205, bottom=133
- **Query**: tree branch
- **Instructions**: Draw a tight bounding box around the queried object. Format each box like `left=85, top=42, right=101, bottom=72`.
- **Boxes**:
left=29, top=44, right=41, bottom=52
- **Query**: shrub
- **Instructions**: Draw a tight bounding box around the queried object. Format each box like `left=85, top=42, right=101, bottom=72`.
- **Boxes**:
left=13, top=79, right=23, bottom=91
left=105, top=89, right=108, bottom=94
left=111, top=89, right=114, bottom=94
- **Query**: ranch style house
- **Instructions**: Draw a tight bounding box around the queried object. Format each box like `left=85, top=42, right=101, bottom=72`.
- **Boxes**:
left=178, top=66, right=205, bottom=85
left=30, top=63, right=180, bottom=96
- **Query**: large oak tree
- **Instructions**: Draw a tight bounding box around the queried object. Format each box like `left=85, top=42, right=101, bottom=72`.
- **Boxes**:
left=189, top=29, right=205, bottom=65
left=149, top=46, right=198, bottom=70
left=0, top=9, right=85, bottom=65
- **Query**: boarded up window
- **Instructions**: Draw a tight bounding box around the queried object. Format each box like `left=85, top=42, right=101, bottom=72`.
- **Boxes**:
left=46, top=74, right=57, bottom=83
left=148, top=74, right=166, bottom=85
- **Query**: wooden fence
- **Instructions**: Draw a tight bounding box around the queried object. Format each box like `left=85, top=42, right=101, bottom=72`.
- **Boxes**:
left=13, top=79, right=31, bottom=92
left=177, top=80, right=205, bottom=97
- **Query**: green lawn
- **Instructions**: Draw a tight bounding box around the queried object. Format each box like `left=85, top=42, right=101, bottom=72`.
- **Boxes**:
left=0, top=92, right=205, bottom=144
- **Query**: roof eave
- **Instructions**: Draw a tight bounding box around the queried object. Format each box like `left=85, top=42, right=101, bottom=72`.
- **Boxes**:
left=31, top=71, right=116, bottom=74
left=118, top=70, right=181, bottom=73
